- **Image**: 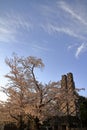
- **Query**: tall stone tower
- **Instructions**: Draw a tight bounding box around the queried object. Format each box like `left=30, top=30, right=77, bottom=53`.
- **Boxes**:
left=60, top=73, right=78, bottom=116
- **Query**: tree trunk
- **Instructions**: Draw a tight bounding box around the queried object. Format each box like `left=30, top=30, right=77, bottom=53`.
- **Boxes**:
left=17, top=115, right=25, bottom=130
left=27, top=117, right=40, bottom=130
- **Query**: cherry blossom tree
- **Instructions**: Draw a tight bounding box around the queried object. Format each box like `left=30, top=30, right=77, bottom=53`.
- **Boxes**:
left=1, top=54, right=60, bottom=130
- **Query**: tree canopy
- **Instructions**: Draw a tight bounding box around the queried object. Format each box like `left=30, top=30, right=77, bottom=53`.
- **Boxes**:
left=0, top=55, right=61, bottom=130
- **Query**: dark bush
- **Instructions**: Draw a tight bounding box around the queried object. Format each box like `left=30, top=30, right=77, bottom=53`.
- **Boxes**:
left=4, top=123, right=18, bottom=130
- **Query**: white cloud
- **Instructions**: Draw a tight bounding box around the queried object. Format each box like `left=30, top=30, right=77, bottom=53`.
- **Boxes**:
left=3, top=12, right=33, bottom=30
left=58, top=1, right=87, bottom=25
left=32, top=44, right=50, bottom=52
left=67, top=44, right=79, bottom=50
left=75, top=43, right=87, bottom=58
left=0, top=25, right=16, bottom=43
left=40, top=1, right=87, bottom=40
left=67, top=43, right=87, bottom=58
left=0, top=12, right=33, bottom=43
left=41, top=23, right=85, bottom=39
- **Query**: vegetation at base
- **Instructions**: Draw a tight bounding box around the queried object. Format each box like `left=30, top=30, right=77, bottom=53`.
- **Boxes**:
left=78, top=96, right=87, bottom=127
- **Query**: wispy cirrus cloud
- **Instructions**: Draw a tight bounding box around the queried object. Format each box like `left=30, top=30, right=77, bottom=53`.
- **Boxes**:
left=67, top=43, right=78, bottom=50
left=68, top=43, right=87, bottom=58
left=5, top=12, right=33, bottom=30
left=57, top=1, right=87, bottom=58
left=41, top=23, right=85, bottom=39
left=32, top=43, right=52, bottom=53
left=75, top=43, right=87, bottom=58
left=0, top=12, right=33, bottom=43
left=32, top=44, right=49, bottom=52
left=40, top=1, right=87, bottom=40
left=0, top=24, right=16, bottom=43
left=58, top=1, right=87, bottom=25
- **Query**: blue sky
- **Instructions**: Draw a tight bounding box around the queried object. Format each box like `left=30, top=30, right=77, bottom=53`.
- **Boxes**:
left=0, top=0, right=87, bottom=100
